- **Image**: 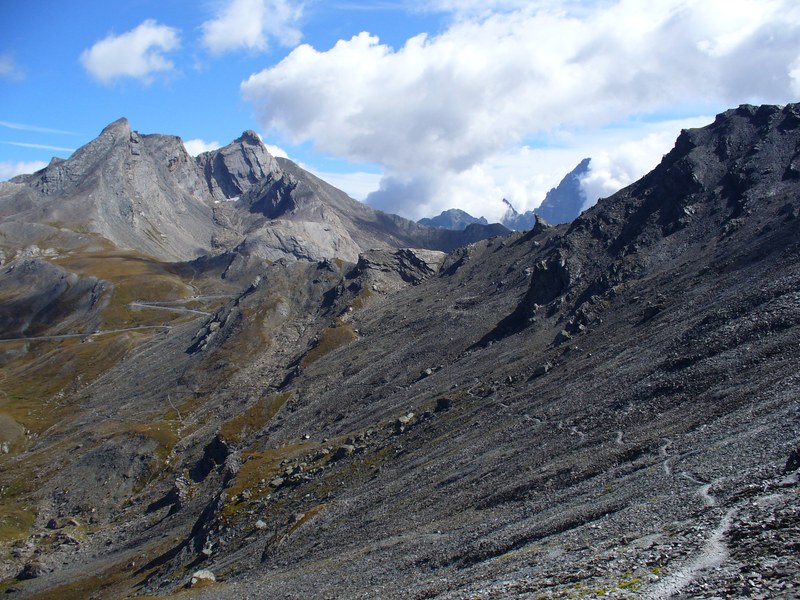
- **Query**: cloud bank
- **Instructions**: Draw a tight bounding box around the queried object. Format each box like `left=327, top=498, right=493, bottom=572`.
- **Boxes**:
left=242, top=0, right=800, bottom=221
left=80, top=20, right=180, bottom=85
left=201, top=0, right=304, bottom=54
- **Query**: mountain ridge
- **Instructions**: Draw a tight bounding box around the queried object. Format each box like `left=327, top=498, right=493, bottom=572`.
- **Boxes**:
left=0, top=119, right=506, bottom=265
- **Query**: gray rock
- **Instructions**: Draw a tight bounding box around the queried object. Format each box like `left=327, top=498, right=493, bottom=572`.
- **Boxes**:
left=333, top=445, right=356, bottom=460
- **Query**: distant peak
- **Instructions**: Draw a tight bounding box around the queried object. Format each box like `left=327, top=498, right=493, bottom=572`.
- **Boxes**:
left=502, top=198, right=519, bottom=215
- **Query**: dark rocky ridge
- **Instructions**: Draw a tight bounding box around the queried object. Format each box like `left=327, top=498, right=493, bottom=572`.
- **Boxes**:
left=0, top=104, right=798, bottom=599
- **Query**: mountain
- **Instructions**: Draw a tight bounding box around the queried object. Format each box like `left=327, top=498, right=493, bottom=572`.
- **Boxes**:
left=418, top=208, right=489, bottom=230
left=1, top=104, right=799, bottom=599
left=0, top=119, right=504, bottom=266
left=499, top=197, right=537, bottom=230
left=535, top=157, right=591, bottom=224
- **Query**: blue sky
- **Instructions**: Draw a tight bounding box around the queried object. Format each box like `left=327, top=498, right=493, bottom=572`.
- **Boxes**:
left=2, top=1, right=799, bottom=221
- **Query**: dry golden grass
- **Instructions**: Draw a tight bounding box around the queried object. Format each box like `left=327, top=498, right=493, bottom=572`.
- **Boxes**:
left=219, top=392, right=292, bottom=445
left=300, top=321, right=357, bottom=368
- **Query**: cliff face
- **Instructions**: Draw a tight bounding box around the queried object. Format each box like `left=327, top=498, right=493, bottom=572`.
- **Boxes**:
left=1, top=105, right=799, bottom=599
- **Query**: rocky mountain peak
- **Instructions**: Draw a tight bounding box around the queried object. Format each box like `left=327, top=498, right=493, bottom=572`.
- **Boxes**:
left=535, top=157, right=590, bottom=225
left=100, top=116, right=131, bottom=136
left=235, top=130, right=263, bottom=146
left=501, top=198, right=536, bottom=230
left=197, top=131, right=280, bottom=201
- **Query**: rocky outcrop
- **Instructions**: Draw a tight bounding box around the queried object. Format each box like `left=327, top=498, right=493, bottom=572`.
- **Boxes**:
left=0, top=259, right=107, bottom=338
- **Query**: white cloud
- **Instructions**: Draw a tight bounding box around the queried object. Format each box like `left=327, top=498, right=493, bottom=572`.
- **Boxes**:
left=241, top=0, right=800, bottom=220
left=308, top=169, right=383, bottom=201
left=1, top=141, right=76, bottom=152
left=264, top=143, right=289, bottom=159
left=201, top=0, right=304, bottom=54
left=0, top=54, right=24, bottom=80
left=183, top=139, right=222, bottom=156
left=791, top=55, right=800, bottom=96
left=0, top=160, right=48, bottom=181
left=80, top=20, right=180, bottom=85
left=0, top=121, right=74, bottom=135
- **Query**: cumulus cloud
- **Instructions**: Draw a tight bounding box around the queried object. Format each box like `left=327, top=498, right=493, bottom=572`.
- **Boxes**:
left=201, top=0, right=303, bottom=54
left=183, top=139, right=222, bottom=156
left=242, top=0, right=800, bottom=220
left=0, top=160, right=48, bottom=181
left=80, top=20, right=180, bottom=85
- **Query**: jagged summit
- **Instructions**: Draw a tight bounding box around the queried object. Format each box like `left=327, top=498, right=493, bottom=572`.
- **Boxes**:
left=498, top=197, right=536, bottom=230
left=536, top=157, right=590, bottom=224
left=196, top=129, right=280, bottom=201
left=236, top=130, right=263, bottom=145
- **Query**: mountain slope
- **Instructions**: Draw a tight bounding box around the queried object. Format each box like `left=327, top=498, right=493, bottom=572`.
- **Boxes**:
left=1, top=104, right=799, bottom=599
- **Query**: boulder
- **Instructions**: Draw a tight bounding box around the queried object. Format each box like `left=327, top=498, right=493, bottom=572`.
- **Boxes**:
left=189, top=569, right=216, bottom=587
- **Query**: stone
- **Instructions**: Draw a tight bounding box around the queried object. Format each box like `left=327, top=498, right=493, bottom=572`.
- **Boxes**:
left=334, top=445, right=356, bottom=460
left=16, top=563, right=44, bottom=580
left=255, top=520, right=268, bottom=530
left=189, top=569, right=216, bottom=587
left=435, top=397, right=452, bottom=412
left=784, top=446, right=800, bottom=473
left=45, top=518, right=59, bottom=530
left=533, top=362, right=553, bottom=378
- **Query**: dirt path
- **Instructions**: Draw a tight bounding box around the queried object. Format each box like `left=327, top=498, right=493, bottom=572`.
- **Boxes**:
left=659, top=438, right=673, bottom=476
left=643, top=508, right=736, bottom=599
left=0, top=325, right=172, bottom=343
left=129, top=302, right=211, bottom=316
left=682, top=472, right=717, bottom=507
